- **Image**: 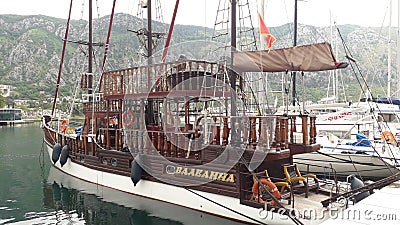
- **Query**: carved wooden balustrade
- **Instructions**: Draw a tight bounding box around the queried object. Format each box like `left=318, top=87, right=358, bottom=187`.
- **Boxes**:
left=83, top=100, right=107, bottom=112
left=121, top=114, right=317, bottom=160
left=43, top=113, right=318, bottom=166
left=102, top=60, right=230, bottom=97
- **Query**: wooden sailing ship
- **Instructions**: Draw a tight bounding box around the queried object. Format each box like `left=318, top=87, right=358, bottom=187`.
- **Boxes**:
left=42, top=1, right=356, bottom=224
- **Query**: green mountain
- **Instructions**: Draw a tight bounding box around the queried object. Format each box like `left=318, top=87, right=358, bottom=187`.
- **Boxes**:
left=0, top=13, right=396, bottom=106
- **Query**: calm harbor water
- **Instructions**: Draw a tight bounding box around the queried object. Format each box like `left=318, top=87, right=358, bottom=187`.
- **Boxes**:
left=0, top=124, right=245, bottom=225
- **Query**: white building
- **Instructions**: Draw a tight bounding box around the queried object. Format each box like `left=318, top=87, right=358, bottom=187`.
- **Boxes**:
left=0, top=84, right=14, bottom=97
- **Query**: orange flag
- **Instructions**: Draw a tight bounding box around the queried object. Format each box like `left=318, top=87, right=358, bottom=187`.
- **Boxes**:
left=258, top=12, right=276, bottom=50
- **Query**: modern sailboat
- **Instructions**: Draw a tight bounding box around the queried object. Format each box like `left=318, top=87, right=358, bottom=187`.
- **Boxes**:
left=292, top=1, right=400, bottom=180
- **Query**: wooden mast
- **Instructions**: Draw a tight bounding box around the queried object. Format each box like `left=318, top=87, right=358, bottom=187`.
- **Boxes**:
left=388, top=0, right=392, bottom=97
left=230, top=0, right=238, bottom=141
left=291, top=0, right=298, bottom=106
left=88, top=0, right=93, bottom=95
left=146, top=0, right=154, bottom=124
left=147, top=0, right=152, bottom=63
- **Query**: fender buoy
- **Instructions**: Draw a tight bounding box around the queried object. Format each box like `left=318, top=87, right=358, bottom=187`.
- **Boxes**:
left=59, top=145, right=69, bottom=167
left=348, top=175, right=370, bottom=202
left=130, top=156, right=142, bottom=186
left=122, top=110, right=135, bottom=128
left=252, top=178, right=281, bottom=206
left=382, top=131, right=395, bottom=143
left=51, top=143, right=61, bottom=164
left=60, top=120, right=69, bottom=133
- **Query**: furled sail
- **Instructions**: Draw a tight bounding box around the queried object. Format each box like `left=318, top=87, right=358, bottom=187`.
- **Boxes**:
left=232, top=42, right=348, bottom=73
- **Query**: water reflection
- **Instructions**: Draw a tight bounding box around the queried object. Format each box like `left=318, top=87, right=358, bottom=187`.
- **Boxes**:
left=0, top=123, right=54, bottom=224
left=43, top=167, right=244, bottom=225
left=43, top=168, right=182, bottom=225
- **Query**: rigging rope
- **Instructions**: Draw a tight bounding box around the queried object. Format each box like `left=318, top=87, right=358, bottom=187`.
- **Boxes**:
left=184, top=187, right=269, bottom=225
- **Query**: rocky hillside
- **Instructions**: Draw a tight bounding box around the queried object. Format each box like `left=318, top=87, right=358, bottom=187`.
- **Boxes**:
left=0, top=13, right=396, bottom=103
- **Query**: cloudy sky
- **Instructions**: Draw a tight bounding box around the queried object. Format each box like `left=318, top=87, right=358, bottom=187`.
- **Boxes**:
left=0, top=0, right=397, bottom=28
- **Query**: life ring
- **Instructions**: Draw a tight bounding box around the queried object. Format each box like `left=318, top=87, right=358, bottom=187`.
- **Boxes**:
left=381, top=131, right=395, bottom=143
left=60, top=120, right=69, bottom=133
left=122, top=110, right=135, bottom=128
left=252, top=178, right=280, bottom=206
left=109, top=117, right=117, bottom=126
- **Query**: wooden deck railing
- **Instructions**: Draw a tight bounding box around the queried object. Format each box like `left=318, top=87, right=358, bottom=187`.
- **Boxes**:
left=122, top=114, right=317, bottom=159
left=102, top=61, right=230, bottom=96
left=44, top=113, right=317, bottom=162
left=83, top=101, right=107, bottom=112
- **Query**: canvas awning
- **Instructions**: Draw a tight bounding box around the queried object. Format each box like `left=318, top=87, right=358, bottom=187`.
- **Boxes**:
left=232, top=42, right=348, bottom=73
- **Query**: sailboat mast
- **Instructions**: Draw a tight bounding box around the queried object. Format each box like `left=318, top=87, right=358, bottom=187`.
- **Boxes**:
left=88, top=0, right=93, bottom=95
left=231, top=0, right=236, bottom=92
left=230, top=0, right=237, bottom=138
left=260, top=0, right=264, bottom=49
left=388, top=0, right=392, bottom=97
left=147, top=0, right=153, bottom=63
left=397, top=0, right=400, bottom=97
left=293, top=0, right=298, bottom=47
left=231, top=0, right=237, bottom=49
left=292, top=0, right=298, bottom=106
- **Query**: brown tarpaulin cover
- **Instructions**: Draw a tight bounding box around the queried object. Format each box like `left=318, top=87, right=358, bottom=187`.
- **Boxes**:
left=232, top=42, right=347, bottom=73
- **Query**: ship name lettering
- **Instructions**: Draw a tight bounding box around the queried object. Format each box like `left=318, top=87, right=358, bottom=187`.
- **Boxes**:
left=174, top=166, right=235, bottom=183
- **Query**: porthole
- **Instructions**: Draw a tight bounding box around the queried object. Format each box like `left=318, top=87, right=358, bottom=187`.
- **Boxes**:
left=111, top=158, right=117, bottom=167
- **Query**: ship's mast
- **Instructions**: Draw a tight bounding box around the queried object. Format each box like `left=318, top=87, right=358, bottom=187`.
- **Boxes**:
left=147, top=0, right=153, bottom=63
left=291, top=0, right=298, bottom=106
left=397, top=0, right=400, bottom=97
left=88, top=0, right=93, bottom=95
left=230, top=0, right=238, bottom=140
left=231, top=0, right=237, bottom=51
left=388, top=0, right=392, bottom=97
left=130, top=1, right=164, bottom=61
left=231, top=0, right=237, bottom=95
